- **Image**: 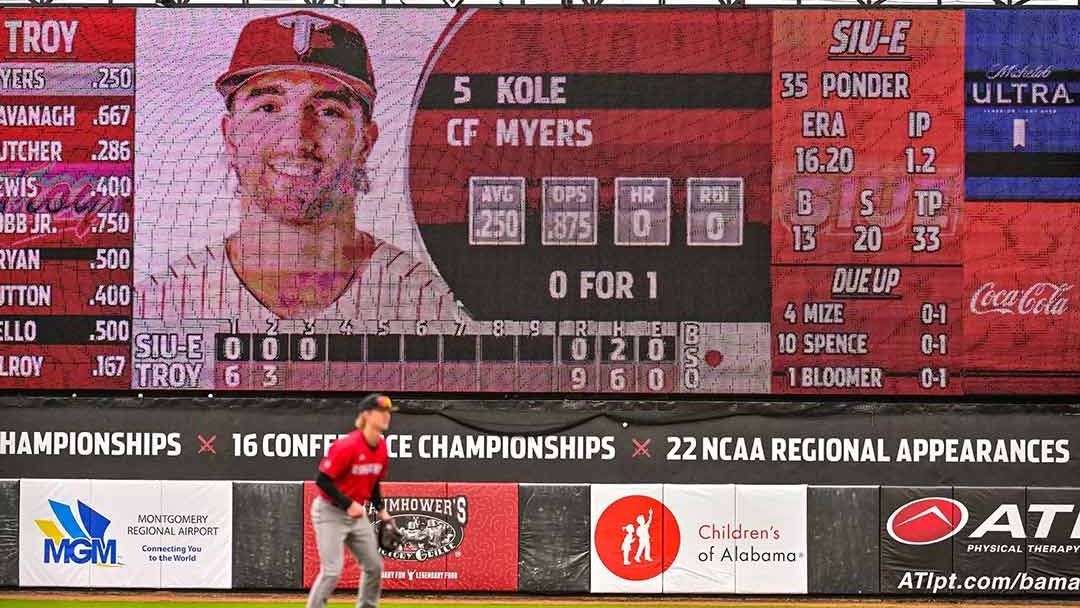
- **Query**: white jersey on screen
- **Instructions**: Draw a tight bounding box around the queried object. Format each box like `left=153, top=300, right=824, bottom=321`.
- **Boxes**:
left=136, top=238, right=461, bottom=322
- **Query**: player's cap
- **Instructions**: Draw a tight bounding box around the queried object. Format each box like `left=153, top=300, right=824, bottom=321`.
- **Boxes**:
left=216, top=11, right=376, bottom=113
left=359, top=393, right=398, bottom=413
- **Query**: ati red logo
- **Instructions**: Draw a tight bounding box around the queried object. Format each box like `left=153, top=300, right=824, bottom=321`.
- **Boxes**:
left=594, top=495, right=680, bottom=581
left=887, top=497, right=969, bottom=545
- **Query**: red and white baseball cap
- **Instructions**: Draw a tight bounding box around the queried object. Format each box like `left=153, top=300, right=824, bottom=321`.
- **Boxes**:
left=216, top=11, right=377, bottom=113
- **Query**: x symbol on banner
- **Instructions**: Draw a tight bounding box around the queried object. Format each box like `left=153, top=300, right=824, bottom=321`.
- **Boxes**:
left=632, top=438, right=651, bottom=458
left=197, top=434, right=217, bottom=455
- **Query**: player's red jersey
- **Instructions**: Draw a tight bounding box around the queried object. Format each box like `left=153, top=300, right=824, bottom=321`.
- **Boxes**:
left=318, top=430, right=388, bottom=504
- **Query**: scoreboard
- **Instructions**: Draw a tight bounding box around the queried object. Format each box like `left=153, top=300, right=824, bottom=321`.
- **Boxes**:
left=0, top=8, right=1076, bottom=395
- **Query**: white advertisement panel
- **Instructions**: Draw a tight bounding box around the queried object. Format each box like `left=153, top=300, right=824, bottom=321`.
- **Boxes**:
left=733, top=484, right=808, bottom=593
left=160, top=481, right=232, bottom=589
left=89, top=480, right=163, bottom=588
left=19, top=479, right=93, bottom=587
left=18, top=479, right=233, bottom=589
left=661, top=484, right=736, bottom=593
left=589, top=484, right=668, bottom=593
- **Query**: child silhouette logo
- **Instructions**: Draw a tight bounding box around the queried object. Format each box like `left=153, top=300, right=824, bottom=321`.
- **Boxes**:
left=634, top=508, right=654, bottom=563
left=620, top=523, right=635, bottom=566
left=595, top=496, right=679, bottom=581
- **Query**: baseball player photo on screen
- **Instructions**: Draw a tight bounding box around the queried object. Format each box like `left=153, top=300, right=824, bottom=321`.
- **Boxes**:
left=135, top=11, right=460, bottom=323
left=132, top=11, right=465, bottom=390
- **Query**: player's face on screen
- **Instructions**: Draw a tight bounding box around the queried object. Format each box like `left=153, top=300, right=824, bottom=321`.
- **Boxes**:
left=222, top=70, right=377, bottom=225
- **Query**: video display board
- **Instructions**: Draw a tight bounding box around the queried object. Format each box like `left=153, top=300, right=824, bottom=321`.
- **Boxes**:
left=0, top=9, right=1075, bottom=394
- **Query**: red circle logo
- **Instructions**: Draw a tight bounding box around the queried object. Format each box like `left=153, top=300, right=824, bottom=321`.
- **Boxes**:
left=594, top=495, right=680, bottom=580
left=887, top=497, right=968, bottom=545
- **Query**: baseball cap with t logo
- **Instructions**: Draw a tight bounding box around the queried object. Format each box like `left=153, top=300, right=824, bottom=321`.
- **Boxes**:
left=216, top=11, right=377, bottom=114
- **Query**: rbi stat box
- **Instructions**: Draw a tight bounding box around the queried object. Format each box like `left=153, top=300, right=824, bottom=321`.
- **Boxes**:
left=614, top=178, right=672, bottom=246
left=687, top=178, right=744, bottom=246
left=469, top=177, right=526, bottom=246
left=541, top=177, right=599, bottom=246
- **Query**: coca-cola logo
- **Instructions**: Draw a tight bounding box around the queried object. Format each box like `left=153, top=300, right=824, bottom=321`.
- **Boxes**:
left=970, top=281, right=1072, bottom=316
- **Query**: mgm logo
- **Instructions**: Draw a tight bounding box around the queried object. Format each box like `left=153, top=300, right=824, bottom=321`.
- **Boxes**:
left=373, top=496, right=468, bottom=561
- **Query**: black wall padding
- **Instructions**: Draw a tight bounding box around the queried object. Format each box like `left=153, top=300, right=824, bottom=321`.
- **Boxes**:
left=808, top=486, right=879, bottom=594
left=518, top=484, right=590, bottom=593
left=953, top=487, right=1025, bottom=593
left=880, top=486, right=954, bottom=593
left=0, top=480, right=17, bottom=587
left=1026, top=487, right=1080, bottom=588
left=231, top=482, right=303, bottom=589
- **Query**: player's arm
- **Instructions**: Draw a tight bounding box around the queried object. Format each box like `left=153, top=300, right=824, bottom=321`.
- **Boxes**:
left=371, top=481, right=392, bottom=522
left=316, top=472, right=354, bottom=510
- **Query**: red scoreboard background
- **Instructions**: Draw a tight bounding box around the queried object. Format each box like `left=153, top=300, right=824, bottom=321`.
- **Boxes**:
left=0, top=9, right=1075, bottom=395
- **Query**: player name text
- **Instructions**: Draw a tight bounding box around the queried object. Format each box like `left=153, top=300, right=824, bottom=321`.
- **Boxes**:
left=801, top=302, right=845, bottom=324
left=0, top=68, right=44, bottom=90
left=0, top=354, right=42, bottom=377
left=0, top=284, right=49, bottom=306
left=794, top=366, right=884, bottom=388
left=1, top=176, right=39, bottom=199
left=802, top=332, right=869, bottom=354
left=0, top=319, right=35, bottom=342
left=0, top=248, right=39, bottom=270
left=497, top=75, right=566, bottom=104
left=0, top=140, right=62, bottom=162
left=821, top=72, right=910, bottom=99
left=0, top=214, right=52, bottom=234
left=447, top=117, right=592, bottom=147
left=0, top=105, right=75, bottom=127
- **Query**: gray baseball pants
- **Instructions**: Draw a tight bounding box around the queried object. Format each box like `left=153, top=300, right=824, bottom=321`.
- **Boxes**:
left=306, top=496, right=383, bottom=608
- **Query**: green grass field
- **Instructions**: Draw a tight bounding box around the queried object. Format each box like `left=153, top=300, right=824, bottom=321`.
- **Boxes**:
left=6, top=599, right=1079, bottom=608
left=0, top=603, right=792, bottom=608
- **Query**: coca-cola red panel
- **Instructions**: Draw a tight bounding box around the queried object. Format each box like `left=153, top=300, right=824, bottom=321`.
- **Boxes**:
left=964, top=203, right=1078, bottom=395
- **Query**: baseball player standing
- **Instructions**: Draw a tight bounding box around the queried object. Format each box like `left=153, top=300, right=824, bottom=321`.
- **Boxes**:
left=308, top=393, right=399, bottom=608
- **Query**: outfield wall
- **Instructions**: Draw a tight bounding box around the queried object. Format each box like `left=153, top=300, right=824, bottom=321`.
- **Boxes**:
left=6, top=480, right=1080, bottom=594
left=2, top=397, right=1080, bottom=595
